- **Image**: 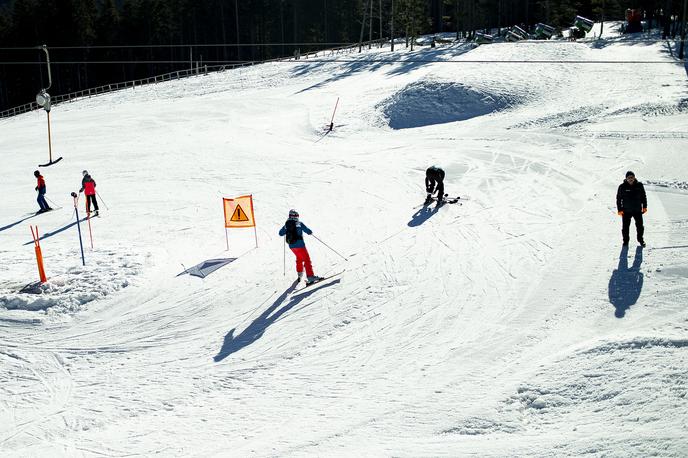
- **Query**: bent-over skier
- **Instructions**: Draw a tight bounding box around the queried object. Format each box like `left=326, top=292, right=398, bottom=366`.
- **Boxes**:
left=425, top=165, right=446, bottom=203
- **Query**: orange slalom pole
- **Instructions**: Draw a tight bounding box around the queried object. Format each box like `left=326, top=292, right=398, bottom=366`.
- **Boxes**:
left=329, top=97, right=339, bottom=131
left=86, top=211, right=94, bottom=249
left=30, top=225, right=47, bottom=283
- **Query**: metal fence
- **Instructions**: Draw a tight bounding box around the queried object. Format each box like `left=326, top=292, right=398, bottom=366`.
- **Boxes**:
left=0, top=38, right=397, bottom=120
left=0, top=63, right=255, bottom=119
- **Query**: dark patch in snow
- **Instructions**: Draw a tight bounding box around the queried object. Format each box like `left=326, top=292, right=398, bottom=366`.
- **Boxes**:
left=581, top=338, right=688, bottom=353
left=515, top=98, right=688, bottom=132
left=645, top=180, right=688, bottom=191
left=607, top=99, right=688, bottom=118
left=511, top=105, right=604, bottom=130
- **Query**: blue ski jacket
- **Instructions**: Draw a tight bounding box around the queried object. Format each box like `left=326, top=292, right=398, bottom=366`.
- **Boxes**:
left=279, top=220, right=312, bottom=249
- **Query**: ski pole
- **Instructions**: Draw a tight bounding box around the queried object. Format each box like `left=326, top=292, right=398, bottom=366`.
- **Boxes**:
left=71, top=192, right=86, bottom=266
left=45, top=196, right=60, bottom=208
left=283, top=236, right=286, bottom=277
left=95, top=190, right=110, bottom=210
left=311, top=234, right=348, bottom=261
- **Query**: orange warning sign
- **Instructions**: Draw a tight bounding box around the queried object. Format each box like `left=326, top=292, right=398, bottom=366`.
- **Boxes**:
left=223, top=195, right=256, bottom=228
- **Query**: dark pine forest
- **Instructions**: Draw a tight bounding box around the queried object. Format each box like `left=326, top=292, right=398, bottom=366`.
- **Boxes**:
left=0, top=0, right=678, bottom=111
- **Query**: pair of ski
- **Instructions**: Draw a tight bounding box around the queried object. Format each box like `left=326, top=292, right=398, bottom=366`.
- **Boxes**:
left=416, top=194, right=466, bottom=208
left=22, top=206, right=63, bottom=218
left=429, top=196, right=462, bottom=205
left=292, top=270, right=344, bottom=291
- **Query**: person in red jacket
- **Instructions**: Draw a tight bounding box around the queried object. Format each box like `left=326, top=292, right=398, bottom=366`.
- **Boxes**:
left=79, top=170, right=99, bottom=215
left=34, top=170, right=52, bottom=213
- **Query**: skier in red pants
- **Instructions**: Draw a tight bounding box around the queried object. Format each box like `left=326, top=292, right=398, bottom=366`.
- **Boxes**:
left=279, top=209, right=323, bottom=285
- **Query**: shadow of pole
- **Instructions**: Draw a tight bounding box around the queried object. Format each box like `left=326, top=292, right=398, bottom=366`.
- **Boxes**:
left=608, top=246, right=644, bottom=318
left=22, top=216, right=89, bottom=246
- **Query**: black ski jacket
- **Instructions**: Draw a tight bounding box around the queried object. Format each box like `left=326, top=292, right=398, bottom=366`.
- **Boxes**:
left=616, top=180, right=647, bottom=213
left=425, top=167, right=445, bottom=193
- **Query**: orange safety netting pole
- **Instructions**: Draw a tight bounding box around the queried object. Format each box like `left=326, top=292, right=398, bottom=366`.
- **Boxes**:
left=30, top=225, right=47, bottom=283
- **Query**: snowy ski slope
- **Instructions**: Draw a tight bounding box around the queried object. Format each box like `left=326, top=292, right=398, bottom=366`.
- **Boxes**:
left=1, top=24, right=688, bottom=456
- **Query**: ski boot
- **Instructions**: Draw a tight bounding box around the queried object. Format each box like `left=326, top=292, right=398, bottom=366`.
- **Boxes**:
left=306, top=276, right=324, bottom=286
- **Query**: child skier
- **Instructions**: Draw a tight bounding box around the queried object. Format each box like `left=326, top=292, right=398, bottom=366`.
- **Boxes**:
left=33, top=170, right=52, bottom=213
left=279, top=209, right=323, bottom=285
left=79, top=170, right=99, bottom=215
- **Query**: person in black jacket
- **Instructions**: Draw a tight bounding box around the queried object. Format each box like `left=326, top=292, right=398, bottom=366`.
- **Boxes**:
left=616, top=171, right=647, bottom=247
left=425, top=166, right=445, bottom=203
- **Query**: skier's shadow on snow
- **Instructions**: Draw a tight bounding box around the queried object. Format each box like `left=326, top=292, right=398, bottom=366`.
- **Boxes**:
left=214, top=279, right=340, bottom=362
left=0, top=214, right=36, bottom=233
left=408, top=202, right=442, bottom=227
left=608, top=246, right=644, bottom=318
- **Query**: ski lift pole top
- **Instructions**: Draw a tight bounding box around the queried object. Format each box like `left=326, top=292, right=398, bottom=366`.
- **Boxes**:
left=38, top=45, right=52, bottom=91
left=35, top=45, right=62, bottom=167
left=35, top=45, right=53, bottom=112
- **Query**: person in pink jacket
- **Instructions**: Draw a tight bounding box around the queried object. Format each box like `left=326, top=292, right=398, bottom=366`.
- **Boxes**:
left=79, top=170, right=99, bottom=215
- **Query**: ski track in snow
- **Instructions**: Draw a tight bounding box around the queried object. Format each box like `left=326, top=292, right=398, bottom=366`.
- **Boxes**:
left=1, top=23, right=688, bottom=456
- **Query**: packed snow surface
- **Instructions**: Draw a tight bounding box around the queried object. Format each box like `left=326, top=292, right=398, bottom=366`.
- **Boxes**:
left=1, top=25, right=688, bottom=456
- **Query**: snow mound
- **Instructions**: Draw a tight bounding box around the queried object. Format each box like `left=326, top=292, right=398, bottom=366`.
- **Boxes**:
left=0, top=250, right=144, bottom=314
left=513, top=338, right=688, bottom=413
left=379, top=81, right=519, bottom=129
left=503, top=338, right=688, bottom=453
